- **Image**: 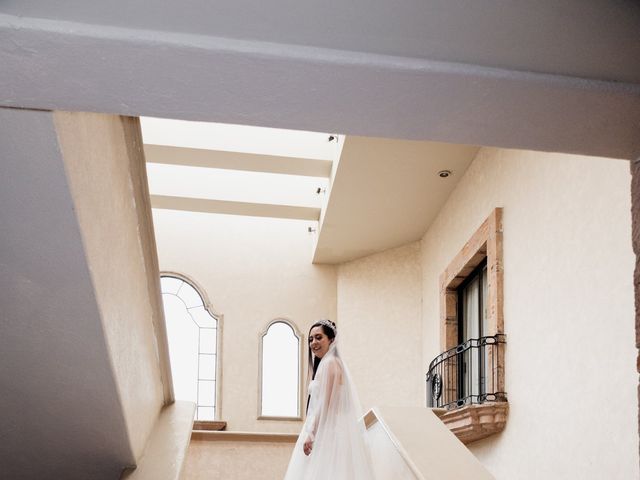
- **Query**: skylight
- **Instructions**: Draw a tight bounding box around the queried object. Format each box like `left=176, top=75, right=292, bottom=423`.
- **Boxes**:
left=141, top=117, right=340, bottom=220
left=147, top=164, right=327, bottom=208
left=140, top=117, right=341, bottom=161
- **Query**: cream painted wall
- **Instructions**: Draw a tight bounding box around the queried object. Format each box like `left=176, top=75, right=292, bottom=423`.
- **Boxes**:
left=56, top=112, right=166, bottom=459
left=152, top=210, right=336, bottom=433
left=153, top=146, right=637, bottom=477
left=182, top=439, right=294, bottom=480
left=421, top=148, right=638, bottom=479
left=337, top=242, right=423, bottom=411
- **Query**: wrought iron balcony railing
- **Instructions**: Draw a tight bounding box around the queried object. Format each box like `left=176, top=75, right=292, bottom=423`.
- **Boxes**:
left=426, top=334, right=506, bottom=410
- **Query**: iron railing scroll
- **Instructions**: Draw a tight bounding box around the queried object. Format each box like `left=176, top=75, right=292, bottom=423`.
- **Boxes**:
left=426, top=334, right=506, bottom=410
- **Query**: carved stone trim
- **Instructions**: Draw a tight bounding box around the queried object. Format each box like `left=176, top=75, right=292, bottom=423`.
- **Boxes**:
left=439, top=209, right=505, bottom=395
left=438, top=403, right=508, bottom=444
left=439, top=208, right=504, bottom=350
left=436, top=208, right=507, bottom=443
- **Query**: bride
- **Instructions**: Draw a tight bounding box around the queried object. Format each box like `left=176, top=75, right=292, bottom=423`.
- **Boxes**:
left=283, top=319, right=375, bottom=480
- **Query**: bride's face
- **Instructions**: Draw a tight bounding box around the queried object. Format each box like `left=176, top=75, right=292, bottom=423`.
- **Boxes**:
left=309, top=326, right=332, bottom=358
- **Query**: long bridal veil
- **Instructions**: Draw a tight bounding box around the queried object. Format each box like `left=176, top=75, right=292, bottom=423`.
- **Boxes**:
left=283, top=340, right=375, bottom=480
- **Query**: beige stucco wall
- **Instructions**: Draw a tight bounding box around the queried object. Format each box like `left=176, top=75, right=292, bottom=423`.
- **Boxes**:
left=421, top=148, right=638, bottom=479
left=56, top=112, right=166, bottom=459
left=153, top=211, right=336, bottom=433
left=153, top=144, right=637, bottom=477
left=337, top=242, right=423, bottom=411
left=182, top=439, right=294, bottom=480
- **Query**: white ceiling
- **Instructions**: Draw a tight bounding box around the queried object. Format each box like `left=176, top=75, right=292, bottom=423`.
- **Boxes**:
left=313, top=136, right=479, bottom=263
left=2, top=1, right=639, bottom=83
left=1, top=3, right=639, bottom=159
left=142, top=118, right=478, bottom=263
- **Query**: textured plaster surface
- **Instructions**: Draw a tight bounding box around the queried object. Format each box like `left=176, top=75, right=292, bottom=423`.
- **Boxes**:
left=337, top=242, right=423, bottom=411
left=121, top=401, right=195, bottom=480
left=182, top=439, right=294, bottom=480
left=0, top=108, right=134, bottom=478
left=152, top=211, right=337, bottom=433
left=56, top=112, right=165, bottom=459
left=421, top=148, right=637, bottom=479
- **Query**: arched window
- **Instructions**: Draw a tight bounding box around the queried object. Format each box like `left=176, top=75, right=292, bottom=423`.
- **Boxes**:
left=259, top=320, right=301, bottom=419
left=160, top=273, right=220, bottom=421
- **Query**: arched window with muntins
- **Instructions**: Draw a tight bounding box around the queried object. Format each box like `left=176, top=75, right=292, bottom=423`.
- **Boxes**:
left=160, top=273, right=220, bottom=421
left=259, top=320, right=301, bottom=419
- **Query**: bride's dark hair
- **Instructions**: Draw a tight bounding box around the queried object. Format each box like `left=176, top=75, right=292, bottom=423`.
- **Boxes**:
left=309, top=319, right=336, bottom=342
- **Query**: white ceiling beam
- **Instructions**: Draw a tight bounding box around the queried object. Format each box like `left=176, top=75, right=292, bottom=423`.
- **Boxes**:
left=144, top=145, right=332, bottom=178
left=150, top=194, right=320, bottom=221
left=1, top=13, right=639, bottom=159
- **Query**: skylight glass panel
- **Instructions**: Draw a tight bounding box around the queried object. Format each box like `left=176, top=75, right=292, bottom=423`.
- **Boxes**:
left=141, top=117, right=342, bottom=161
left=146, top=164, right=328, bottom=208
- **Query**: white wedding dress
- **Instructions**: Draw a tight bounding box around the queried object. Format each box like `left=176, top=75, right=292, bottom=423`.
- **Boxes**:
left=283, top=342, right=376, bottom=480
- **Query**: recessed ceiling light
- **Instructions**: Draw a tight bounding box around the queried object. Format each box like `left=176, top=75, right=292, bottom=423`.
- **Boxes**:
left=438, top=170, right=452, bottom=178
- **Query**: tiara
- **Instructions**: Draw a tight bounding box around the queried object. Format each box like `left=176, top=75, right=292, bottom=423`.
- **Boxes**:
left=317, top=319, right=337, bottom=335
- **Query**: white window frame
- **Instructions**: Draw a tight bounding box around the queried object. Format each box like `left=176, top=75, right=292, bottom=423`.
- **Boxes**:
left=257, top=318, right=303, bottom=421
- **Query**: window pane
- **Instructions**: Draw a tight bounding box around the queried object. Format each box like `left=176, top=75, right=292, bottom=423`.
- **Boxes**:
left=197, top=407, right=215, bottom=421
left=190, top=305, right=217, bottom=328
left=163, top=293, right=199, bottom=403
left=198, top=380, right=216, bottom=406
left=481, top=265, right=489, bottom=395
left=200, top=328, right=217, bottom=354
left=481, top=266, right=488, bottom=336
left=461, top=273, right=481, bottom=400
left=179, top=282, right=204, bottom=308
left=199, top=354, right=216, bottom=380
left=161, top=276, right=183, bottom=295
left=261, top=322, right=299, bottom=417
left=463, top=276, right=480, bottom=341
left=161, top=275, right=218, bottom=417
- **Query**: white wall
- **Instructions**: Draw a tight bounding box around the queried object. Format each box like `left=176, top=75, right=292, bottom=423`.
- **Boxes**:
left=421, top=148, right=638, bottom=479
left=337, top=242, right=423, bottom=411
left=153, top=210, right=336, bottom=432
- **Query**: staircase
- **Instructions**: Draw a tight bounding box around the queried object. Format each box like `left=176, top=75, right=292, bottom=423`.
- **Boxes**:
left=364, top=406, right=494, bottom=480
left=177, top=406, right=493, bottom=479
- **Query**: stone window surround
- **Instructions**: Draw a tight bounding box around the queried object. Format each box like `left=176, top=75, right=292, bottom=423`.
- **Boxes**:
left=436, top=208, right=507, bottom=444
